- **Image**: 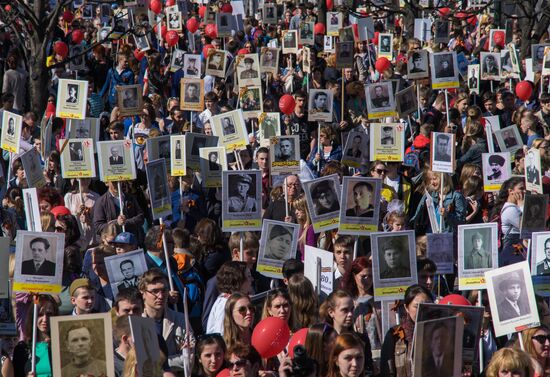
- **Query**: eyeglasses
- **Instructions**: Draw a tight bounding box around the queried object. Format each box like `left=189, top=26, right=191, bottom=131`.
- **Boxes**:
left=374, top=168, right=388, bottom=175
left=228, top=359, right=248, bottom=369
left=533, top=335, right=550, bottom=344
left=146, top=288, right=169, bottom=296
left=236, top=305, right=256, bottom=316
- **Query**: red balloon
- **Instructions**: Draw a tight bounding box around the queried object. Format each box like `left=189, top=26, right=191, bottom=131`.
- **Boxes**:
left=165, top=30, right=179, bottom=47
left=516, top=81, right=533, bottom=101
left=326, top=0, right=333, bottom=10
left=4, top=5, right=11, bottom=11
left=221, top=3, right=233, bottom=13
left=251, top=317, right=290, bottom=359
left=205, top=24, right=218, bottom=39
left=438, top=7, right=450, bottom=17
left=288, top=328, right=308, bottom=358
left=216, top=369, right=230, bottom=377
left=372, top=31, right=380, bottom=45
left=186, top=18, right=199, bottom=33
left=134, top=49, right=145, bottom=61
left=62, top=10, right=74, bottom=23
left=493, top=30, right=505, bottom=47
left=279, top=94, right=296, bottom=115
left=238, top=48, right=249, bottom=55
left=202, top=44, right=214, bottom=59
left=150, top=0, right=162, bottom=14
left=53, top=41, right=69, bottom=58
left=154, top=24, right=168, bottom=39
left=166, top=0, right=176, bottom=6
left=199, top=5, right=207, bottom=18
left=314, top=23, right=325, bottom=35
left=455, top=11, right=468, bottom=19
left=71, top=29, right=84, bottom=44
left=439, top=294, right=472, bottom=306
left=375, top=57, right=391, bottom=74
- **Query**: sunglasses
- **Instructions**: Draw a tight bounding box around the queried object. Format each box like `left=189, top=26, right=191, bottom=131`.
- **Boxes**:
left=374, top=168, right=388, bottom=174
left=227, top=359, right=248, bottom=369
left=236, top=305, right=256, bottom=316
left=533, top=335, right=550, bottom=344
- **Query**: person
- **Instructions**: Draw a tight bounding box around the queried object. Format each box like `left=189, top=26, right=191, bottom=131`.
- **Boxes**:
left=380, top=126, right=394, bottom=145
left=325, top=333, right=367, bottom=377
left=464, top=232, right=491, bottom=269
left=223, top=293, right=255, bottom=349
left=21, top=237, right=56, bottom=276
left=226, top=343, right=261, bottom=377
left=346, top=181, right=374, bottom=217
left=345, top=135, right=362, bottom=158
left=409, top=52, right=425, bottom=73
left=109, top=146, right=123, bottom=165
left=422, top=323, right=454, bottom=377
left=485, top=347, right=534, bottom=377
left=516, top=326, right=550, bottom=375
left=526, top=150, right=541, bottom=185
left=434, top=134, right=451, bottom=162
left=487, top=154, right=506, bottom=180
left=184, top=83, right=200, bottom=103
left=221, top=117, right=235, bottom=135
left=208, top=152, right=220, bottom=170
left=483, top=54, right=499, bottom=76
left=185, top=57, right=199, bottom=76
left=312, top=92, right=329, bottom=112
left=265, top=225, right=292, bottom=260
left=436, top=57, right=454, bottom=78
left=116, top=259, right=139, bottom=291
left=497, top=271, right=530, bottom=321
left=371, top=85, right=389, bottom=108
left=261, top=288, right=294, bottom=329
left=66, top=85, right=78, bottom=104
left=69, top=142, right=83, bottom=161
left=537, top=238, right=550, bottom=275
left=468, top=68, right=478, bottom=88
left=277, top=138, right=294, bottom=161
left=379, top=237, right=410, bottom=279
left=61, top=323, right=107, bottom=377
left=240, top=57, right=258, bottom=79
left=192, top=333, right=227, bottom=377
left=228, top=174, right=256, bottom=213
left=311, top=180, right=339, bottom=215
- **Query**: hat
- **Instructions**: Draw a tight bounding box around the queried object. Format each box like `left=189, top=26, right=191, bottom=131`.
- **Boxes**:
left=269, top=224, right=292, bottom=240
left=51, top=206, right=71, bottom=218
left=471, top=232, right=483, bottom=241
left=244, top=57, right=254, bottom=64
left=311, top=180, right=333, bottom=199
left=110, top=232, right=137, bottom=245
left=488, top=154, right=505, bottom=166
left=70, top=278, right=92, bottom=296
left=498, top=272, right=522, bottom=292
left=235, top=174, right=252, bottom=185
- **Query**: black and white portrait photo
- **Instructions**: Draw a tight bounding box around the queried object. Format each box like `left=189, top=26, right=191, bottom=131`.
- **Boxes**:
left=205, top=51, right=226, bottom=77
left=380, top=126, right=395, bottom=145
left=264, top=224, right=293, bottom=260
left=532, top=44, right=550, bottom=71
left=109, top=146, right=124, bottom=165
left=494, top=125, right=523, bottom=154
left=365, top=81, right=396, bottom=118
left=311, top=179, right=340, bottom=216
left=482, top=152, right=511, bottom=191
left=338, top=177, right=382, bottom=236
left=184, top=82, right=200, bottom=103
left=532, top=233, right=550, bottom=275
left=308, top=90, right=333, bottom=122
left=105, top=250, right=147, bottom=297
left=170, top=49, right=185, bottom=71
left=134, top=34, right=150, bottom=51
left=257, top=220, right=300, bottom=278
left=463, top=228, right=492, bottom=270
left=199, top=146, right=226, bottom=188
left=336, top=42, right=354, bottom=68
left=434, top=53, right=455, bottom=78
left=345, top=181, right=375, bottom=218
left=221, top=116, right=236, bottom=136
left=458, top=223, right=498, bottom=291
left=183, top=54, right=201, bottom=78
left=66, top=84, right=79, bottom=104
left=282, top=30, right=298, bottom=54
left=21, top=237, right=56, bottom=276
left=263, top=4, right=277, bottom=24
left=116, top=85, right=142, bottom=116
left=237, top=54, right=261, bottom=87
left=407, top=50, right=429, bottom=79
left=427, top=233, right=454, bottom=274
left=396, top=86, right=418, bottom=117
left=121, top=87, right=138, bottom=108
left=520, top=194, right=548, bottom=238
left=526, top=149, right=542, bottom=188
left=6, top=117, right=15, bottom=137
left=68, top=142, right=84, bottom=162
left=302, top=174, right=342, bottom=232
left=221, top=170, right=262, bottom=232
left=378, top=33, right=392, bottom=57
left=228, top=173, right=257, bottom=213
left=260, top=48, right=279, bottom=74
left=378, top=234, right=411, bottom=279
left=495, top=270, right=530, bottom=321
left=468, top=64, right=480, bottom=93
left=274, top=137, right=296, bottom=162
left=480, top=52, right=501, bottom=80
left=433, top=132, right=453, bottom=162
left=299, top=21, right=314, bottom=45
left=167, top=11, right=181, bottom=31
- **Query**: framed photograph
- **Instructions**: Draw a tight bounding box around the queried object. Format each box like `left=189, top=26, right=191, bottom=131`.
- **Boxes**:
left=263, top=3, right=277, bottom=24
left=371, top=230, right=417, bottom=300
left=146, top=159, right=172, bottom=220
left=426, top=233, right=454, bottom=274
left=431, top=132, right=455, bottom=173
left=199, top=147, right=227, bottom=188
left=205, top=49, right=227, bottom=78
left=335, top=42, right=354, bottom=69
left=22, top=188, right=42, bottom=232
left=129, top=317, right=162, bottom=377
left=258, top=112, right=281, bottom=143
left=467, top=64, right=480, bottom=94
left=134, top=32, right=151, bottom=52
left=509, top=43, right=521, bottom=75
left=365, top=81, right=397, bottom=119
left=414, top=18, right=432, bottom=42
left=185, top=132, right=218, bottom=171
left=221, top=170, right=262, bottom=231
left=378, top=33, right=393, bottom=59
left=116, top=84, right=143, bottom=116
left=395, top=85, right=418, bottom=118
left=13, top=231, right=65, bottom=293
left=484, top=115, right=501, bottom=132
left=180, top=78, right=204, bottom=112
left=341, top=131, right=369, bottom=168
left=308, top=89, right=334, bottom=122
left=105, top=249, right=147, bottom=297
left=145, top=135, right=171, bottom=165
left=531, top=232, right=550, bottom=276
left=60, top=139, right=96, bottom=178
left=97, top=26, right=112, bottom=45
left=204, top=5, right=216, bottom=24
left=525, top=148, right=543, bottom=193
left=430, top=51, right=459, bottom=89
left=339, top=177, right=381, bottom=235
left=69, top=45, right=86, bottom=71
left=56, top=79, right=88, bottom=120
left=357, top=16, right=375, bottom=42
left=298, top=21, right=314, bottom=46
left=170, top=49, right=185, bottom=72
left=270, top=135, right=300, bottom=175
left=166, top=11, right=182, bottom=31
left=302, top=174, right=341, bottom=233
left=170, top=135, right=186, bottom=176
left=324, top=36, right=334, bottom=53
left=1, top=111, right=22, bottom=153
left=239, top=86, right=263, bottom=119
left=502, top=49, right=519, bottom=79
left=480, top=52, right=501, bottom=81
left=482, top=152, right=511, bottom=192
left=532, top=44, right=550, bottom=72
left=407, top=50, right=429, bottom=80
left=327, top=12, right=343, bottom=36
left=303, top=47, right=312, bottom=74
left=369, top=123, right=405, bottom=162
left=50, top=313, right=115, bottom=377
left=494, top=125, right=524, bottom=154
left=257, top=220, right=300, bottom=279
left=68, top=118, right=100, bottom=142
left=236, top=53, right=261, bottom=87
left=413, top=316, right=464, bottom=377
left=282, top=30, right=299, bottom=54
left=458, top=223, right=498, bottom=290
left=434, top=20, right=450, bottom=43
left=520, top=194, right=548, bottom=239
left=20, top=148, right=46, bottom=188
left=339, top=26, right=355, bottom=43
left=97, top=140, right=136, bottom=182
left=260, top=48, right=279, bottom=75
left=216, top=13, right=233, bottom=37
left=82, top=4, right=94, bottom=19
left=182, top=54, right=201, bottom=78
left=485, top=261, right=540, bottom=337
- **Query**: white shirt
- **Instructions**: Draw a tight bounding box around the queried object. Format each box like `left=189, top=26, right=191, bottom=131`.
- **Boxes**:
left=206, top=294, right=229, bottom=335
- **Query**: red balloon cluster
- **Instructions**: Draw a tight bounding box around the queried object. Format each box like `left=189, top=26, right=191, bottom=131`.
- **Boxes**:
left=150, top=0, right=162, bottom=14
left=375, top=57, right=391, bottom=74
left=165, top=30, right=179, bottom=47
left=202, top=44, right=214, bottom=59
left=516, top=81, right=533, bottom=101
left=71, top=29, right=84, bottom=44
left=251, top=317, right=290, bottom=359
left=288, top=328, right=308, bottom=358
left=279, top=94, right=296, bottom=115
left=314, top=23, right=325, bottom=35
left=63, top=10, right=74, bottom=23
left=53, top=41, right=69, bottom=58
left=221, top=3, right=233, bottom=13
left=186, top=18, right=199, bottom=33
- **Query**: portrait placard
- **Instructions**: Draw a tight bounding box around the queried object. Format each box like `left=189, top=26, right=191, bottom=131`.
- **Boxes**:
left=133, top=32, right=151, bottom=52
left=369, top=123, right=405, bottom=162
left=13, top=231, right=65, bottom=293
left=458, top=223, right=498, bottom=290
left=260, top=47, right=280, bottom=75
left=299, top=21, right=314, bottom=46
left=434, top=20, right=450, bottom=43
left=170, top=135, right=186, bottom=176
left=365, top=81, right=397, bottom=119
left=482, top=152, right=511, bottom=192
left=166, top=11, right=182, bottom=31
left=532, top=44, right=550, bottom=72
left=467, top=64, right=480, bottom=94
left=324, top=36, right=334, bottom=53
left=129, top=317, right=162, bottom=377
left=282, top=30, right=298, bottom=54
left=263, top=3, right=277, bottom=24
left=211, top=109, right=248, bottom=153
left=180, top=78, right=204, bottom=112
left=302, top=47, right=312, bottom=74
left=145, top=135, right=171, bottom=168
left=335, top=42, right=354, bottom=69
left=485, top=261, right=540, bottom=337
left=257, top=220, right=300, bottom=279
left=199, top=147, right=227, bottom=188
left=339, top=26, right=355, bottom=42
left=407, top=50, right=429, bottom=80
left=60, top=139, right=96, bottom=178
left=185, top=133, right=218, bottom=171
left=327, top=12, right=343, bottom=36
left=414, top=18, right=432, bottom=42
left=302, top=174, right=341, bottom=233
left=525, top=148, right=543, bottom=193
left=341, top=131, right=369, bottom=168
left=216, top=13, right=234, bottom=37
left=520, top=194, right=548, bottom=239
left=205, top=50, right=227, bottom=78
left=308, top=89, right=334, bottom=122
left=68, top=118, right=101, bottom=143
left=259, top=112, right=281, bottom=142
left=357, top=16, right=375, bottom=42
left=501, top=49, right=519, bottom=79
left=426, top=233, right=454, bottom=274
left=23, top=188, right=42, bottom=232
left=430, top=51, right=459, bottom=89
left=378, top=33, right=393, bottom=59
left=494, top=124, right=524, bottom=155
left=222, top=170, right=262, bottom=231
left=116, top=84, right=143, bottom=116
left=304, top=245, right=334, bottom=296
left=236, top=53, right=261, bottom=87
left=431, top=132, right=455, bottom=173
left=239, top=86, right=263, bottom=119
left=371, top=230, right=418, bottom=300
left=170, top=48, right=185, bottom=72
left=146, top=159, right=172, bottom=220
left=269, top=135, right=300, bottom=175
left=97, top=140, right=136, bottom=182
left=50, top=313, right=115, bottom=377
left=20, top=148, right=46, bottom=188
left=395, top=85, right=418, bottom=118
left=56, top=79, right=88, bottom=119
left=339, top=177, right=381, bottom=236
left=183, top=54, right=201, bottom=78
left=105, top=249, right=147, bottom=298
left=69, top=45, right=86, bottom=71
left=413, top=316, right=464, bottom=377
left=509, top=43, right=521, bottom=75
left=480, top=52, right=502, bottom=81
left=1, top=111, right=22, bottom=153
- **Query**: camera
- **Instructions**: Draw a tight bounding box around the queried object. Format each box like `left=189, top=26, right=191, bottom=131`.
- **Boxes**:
left=290, top=345, right=316, bottom=377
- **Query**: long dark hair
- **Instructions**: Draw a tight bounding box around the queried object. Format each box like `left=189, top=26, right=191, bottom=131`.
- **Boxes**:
left=490, top=177, right=524, bottom=219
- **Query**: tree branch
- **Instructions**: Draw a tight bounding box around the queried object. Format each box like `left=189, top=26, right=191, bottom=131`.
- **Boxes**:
left=10, top=0, right=40, bottom=32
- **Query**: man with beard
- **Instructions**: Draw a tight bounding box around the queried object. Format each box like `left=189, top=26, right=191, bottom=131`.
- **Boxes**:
left=487, top=154, right=506, bottom=180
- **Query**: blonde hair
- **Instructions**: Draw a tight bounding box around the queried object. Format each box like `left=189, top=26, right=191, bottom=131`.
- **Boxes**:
left=40, top=213, right=55, bottom=232
left=223, top=293, right=251, bottom=349
left=424, top=170, right=453, bottom=195
left=517, top=326, right=550, bottom=360
left=485, top=347, right=533, bottom=377
left=292, top=195, right=312, bottom=248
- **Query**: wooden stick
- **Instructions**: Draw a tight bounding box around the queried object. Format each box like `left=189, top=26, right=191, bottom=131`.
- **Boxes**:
left=284, top=176, right=289, bottom=218
left=341, top=69, right=345, bottom=123
left=317, top=123, right=321, bottom=173
left=353, top=236, right=359, bottom=260
left=239, top=232, right=244, bottom=262
left=315, top=257, right=322, bottom=295
left=31, top=295, right=38, bottom=374
left=159, top=217, right=175, bottom=292
left=182, top=287, right=191, bottom=377
left=117, top=181, right=125, bottom=232
left=179, top=176, right=184, bottom=221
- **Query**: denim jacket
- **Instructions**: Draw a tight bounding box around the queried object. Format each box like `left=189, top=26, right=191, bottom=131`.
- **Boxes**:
left=410, top=189, right=467, bottom=233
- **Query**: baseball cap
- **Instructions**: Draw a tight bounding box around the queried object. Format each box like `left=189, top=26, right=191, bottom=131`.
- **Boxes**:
left=110, top=232, right=137, bottom=245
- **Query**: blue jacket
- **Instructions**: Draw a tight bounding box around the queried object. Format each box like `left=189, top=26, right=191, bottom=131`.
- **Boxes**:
left=99, top=67, right=135, bottom=108
left=306, top=143, right=343, bottom=177
left=410, top=189, right=467, bottom=233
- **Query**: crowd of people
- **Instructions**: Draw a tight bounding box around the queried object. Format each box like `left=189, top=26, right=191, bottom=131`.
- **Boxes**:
left=2, top=0, right=550, bottom=377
